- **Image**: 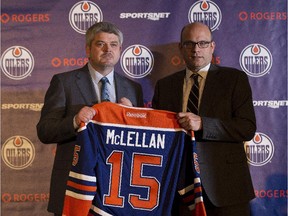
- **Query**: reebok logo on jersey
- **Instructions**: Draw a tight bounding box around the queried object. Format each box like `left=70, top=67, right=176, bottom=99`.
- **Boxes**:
left=126, top=112, right=147, bottom=118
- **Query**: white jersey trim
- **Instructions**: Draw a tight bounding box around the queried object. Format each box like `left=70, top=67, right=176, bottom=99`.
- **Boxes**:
left=66, top=190, right=94, bottom=201
left=69, top=171, right=97, bottom=182
left=91, top=205, right=113, bottom=216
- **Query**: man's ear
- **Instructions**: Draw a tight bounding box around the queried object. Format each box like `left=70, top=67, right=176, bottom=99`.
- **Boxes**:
left=211, top=41, right=216, bottom=53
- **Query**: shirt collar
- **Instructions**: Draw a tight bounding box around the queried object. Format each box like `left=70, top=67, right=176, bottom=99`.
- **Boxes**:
left=88, top=63, right=114, bottom=84
left=185, top=63, right=210, bottom=79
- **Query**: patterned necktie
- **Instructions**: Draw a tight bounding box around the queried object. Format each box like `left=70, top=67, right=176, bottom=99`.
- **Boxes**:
left=100, top=77, right=110, bottom=102
left=187, top=74, right=199, bottom=114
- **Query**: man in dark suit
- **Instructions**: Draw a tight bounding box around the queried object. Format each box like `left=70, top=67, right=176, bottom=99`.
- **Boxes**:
left=37, top=22, right=143, bottom=216
left=152, top=22, right=256, bottom=216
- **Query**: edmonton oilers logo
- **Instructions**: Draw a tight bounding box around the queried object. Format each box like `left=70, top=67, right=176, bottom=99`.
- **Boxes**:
left=240, top=43, right=272, bottom=77
left=1, top=46, right=34, bottom=80
left=188, top=0, right=222, bottom=31
left=1, top=136, right=35, bottom=170
left=244, top=132, right=274, bottom=166
left=121, top=44, right=154, bottom=79
left=69, top=1, right=103, bottom=34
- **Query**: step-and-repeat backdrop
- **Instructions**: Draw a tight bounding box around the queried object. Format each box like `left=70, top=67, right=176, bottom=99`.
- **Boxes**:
left=1, top=0, right=287, bottom=215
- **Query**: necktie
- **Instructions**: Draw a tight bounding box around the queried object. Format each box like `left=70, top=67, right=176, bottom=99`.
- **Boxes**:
left=100, top=77, right=110, bottom=102
left=187, top=74, right=199, bottom=114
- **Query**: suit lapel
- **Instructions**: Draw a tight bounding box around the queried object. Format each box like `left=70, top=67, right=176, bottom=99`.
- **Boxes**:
left=173, top=70, right=186, bottom=112
left=114, top=72, right=138, bottom=104
left=200, top=65, right=219, bottom=115
left=75, top=65, right=98, bottom=105
left=114, top=73, right=126, bottom=102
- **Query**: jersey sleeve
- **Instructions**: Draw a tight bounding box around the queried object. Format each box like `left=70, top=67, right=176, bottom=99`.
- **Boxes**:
left=63, top=124, right=99, bottom=216
left=177, top=132, right=206, bottom=216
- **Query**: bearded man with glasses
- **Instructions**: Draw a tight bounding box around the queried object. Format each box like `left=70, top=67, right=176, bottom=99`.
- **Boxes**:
left=152, top=22, right=256, bottom=216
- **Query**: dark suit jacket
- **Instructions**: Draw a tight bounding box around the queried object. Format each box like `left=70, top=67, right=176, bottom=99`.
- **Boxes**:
left=37, top=64, right=143, bottom=214
left=152, top=64, right=256, bottom=207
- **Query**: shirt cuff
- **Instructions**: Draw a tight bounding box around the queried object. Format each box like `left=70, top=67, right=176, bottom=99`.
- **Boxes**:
left=73, top=116, right=79, bottom=130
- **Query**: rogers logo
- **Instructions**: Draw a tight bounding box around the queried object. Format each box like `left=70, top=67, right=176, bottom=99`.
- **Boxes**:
left=170, top=55, right=221, bottom=67
left=51, top=57, right=88, bottom=67
left=0, top=13, right=50, bottom=24
left=2, top=193, right=49, bottom=203
left=239, top=11, right=287, bottom=21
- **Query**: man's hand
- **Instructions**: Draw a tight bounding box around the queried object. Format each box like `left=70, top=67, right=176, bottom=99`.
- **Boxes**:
left=75, top=106, right=96, bottom=126
left=177, top=112, right=202, bottom=131
left=119, top=97, right=133, bottom=107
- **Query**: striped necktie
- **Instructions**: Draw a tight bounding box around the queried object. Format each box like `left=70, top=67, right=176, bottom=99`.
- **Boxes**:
left=100, top=77, right=110, bottom=102
left=187, top=74, right=199, bottom=114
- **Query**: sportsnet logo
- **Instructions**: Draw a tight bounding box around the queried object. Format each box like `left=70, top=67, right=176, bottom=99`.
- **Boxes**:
left=1, top=46, right=34, bottom=80
left=244, top=132, right=274, bottom=166
left=120, top=12, right=170, bottom=21
left=2, top=136, right=35, bottom=170
left=121, top=44, right=154, bottom=79
left=239, top=43, right=273, bottom=77
left=188, top=0, right=222, bottom=31
left=1, top=103, right=43, bottom=111
left=253, top=100, right=288, bottom=109
left=69, top=1, right=103, bottom=34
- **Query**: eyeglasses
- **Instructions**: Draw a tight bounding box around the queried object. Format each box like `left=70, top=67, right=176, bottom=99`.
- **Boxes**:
left=182, top=41, right=212, bottom=49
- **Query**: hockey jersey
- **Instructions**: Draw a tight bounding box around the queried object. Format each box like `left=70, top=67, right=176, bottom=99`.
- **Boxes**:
left=63, top=102, right=206, bottom=216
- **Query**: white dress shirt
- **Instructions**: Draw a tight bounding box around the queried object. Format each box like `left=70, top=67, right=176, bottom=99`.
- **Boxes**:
left=88, top=63, right=116, bottom=103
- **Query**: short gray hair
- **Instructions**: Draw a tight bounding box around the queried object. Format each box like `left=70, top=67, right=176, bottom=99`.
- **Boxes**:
left=86, top=22, right=123, bottom=47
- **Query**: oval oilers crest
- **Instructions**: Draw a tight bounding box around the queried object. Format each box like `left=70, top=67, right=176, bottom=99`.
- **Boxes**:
left=188, top=0, right=222, bottom=31
left=1, top=46, right=34, bottom=80
left=244, top=132, right=274, bottom=166
left=2, top=136, right=35, bottom=170
left=121, top=44, right=154, bottom=79
left=240, top=43, right=273, bottom=77
left=69, top=1, right=103, bottom=34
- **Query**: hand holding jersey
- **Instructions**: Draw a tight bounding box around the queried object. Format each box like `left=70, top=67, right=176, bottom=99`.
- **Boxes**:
left=74, top=97, right=133, bottom=128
